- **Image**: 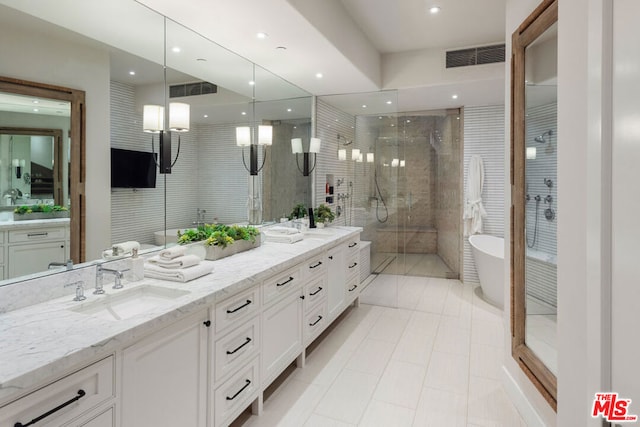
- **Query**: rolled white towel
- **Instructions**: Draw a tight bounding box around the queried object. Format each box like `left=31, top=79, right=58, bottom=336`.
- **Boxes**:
left=159, top=245, right=188, bottom=260
left=148, top=254, right=201, bottom=269
left=265, top=226, right=300, bottom=235
left=112, top=241, right=140, bottom=256
left=144, top=262, right=213, bottom=283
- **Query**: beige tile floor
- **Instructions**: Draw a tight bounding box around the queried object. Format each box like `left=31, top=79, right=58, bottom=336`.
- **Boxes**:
left=230, top=275, right=528, bottom=426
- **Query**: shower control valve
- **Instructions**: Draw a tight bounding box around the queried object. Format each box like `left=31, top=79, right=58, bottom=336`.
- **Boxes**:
left=534, top=195, right=541, bottom=202
left=544, top=195, right=553, bottom=203
left=544, top=178, right=553, bottom=188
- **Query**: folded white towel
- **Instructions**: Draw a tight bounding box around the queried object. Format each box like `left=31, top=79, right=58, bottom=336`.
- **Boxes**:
left=144, top=262, right=213, bottom=282
left=159, top=245, right=188, bottom=260
left=112, top=241, right=140, bottom=255
left=266, top=226, right=300, bottom=235
left=148, top=254, right=201, bottom=269
left=264, top=232, right=304, bottom=244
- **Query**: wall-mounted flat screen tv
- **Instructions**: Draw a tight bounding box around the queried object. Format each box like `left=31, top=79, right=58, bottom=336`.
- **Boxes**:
left=110, top=147, right=157, bottom=188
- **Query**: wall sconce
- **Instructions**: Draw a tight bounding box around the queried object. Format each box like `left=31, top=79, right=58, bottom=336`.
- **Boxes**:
left=12, top=159, right=25, bottom=178
left=143, top=102, right=190, bottom=174
left=367, top=153, right=374, bottom=163
left=338, top=149, right=347, bottom=161
left=391, top=158, right=400, bottom=167
left=237, top=125, right=272, bottom=176
left=351, top=148, right=361, bottom=161
left=400, top=160, right=405, bottom=167
left=292, top=137, right=321, bottom=176
left=526, top=147, right=537, bottom=160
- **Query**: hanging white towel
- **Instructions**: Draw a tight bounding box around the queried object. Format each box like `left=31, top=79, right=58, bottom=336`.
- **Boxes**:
left=463, top=155, right=488, bottom=236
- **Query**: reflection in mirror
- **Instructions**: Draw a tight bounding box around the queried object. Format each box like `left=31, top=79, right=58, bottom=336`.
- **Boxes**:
left=511, top=0, right=557, bottom=410
left=524, top=23, right=557, bottom=375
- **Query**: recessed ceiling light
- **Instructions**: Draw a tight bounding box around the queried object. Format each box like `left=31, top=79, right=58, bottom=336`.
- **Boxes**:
left=172, top=46, right=181, bottom=53
left=429, top=6, right=441, bottom=14
left=406, top=120, right=411, bottom=123
left=316, top=73, right=323, bottom=79
left=32, top=100, right=39, bottom=104
left=33, top=108, right=39, bottom=112
left=197, top=58, right=207, bottom=62
left=287, top=108, right=292, bottom=112
left=256, top=32, right=268, bottom=39
left=276, top=46, right=287, bottom=51
left=452, top=94, right=458, bottom=99
left=249, top=80, right=255, bottom=86
left=378, top=116, right=383, bottom=119
left=129, top=71, right=136, bottom=76
left=391, top=124, right=395, bottom=127
left=241, top=112, right=247, bottom=116
left=386, top=100, right=392, bottom=105
left=204, top=114, right=208, bottom=118
left=293, top=126, right=297, bottom=129
left=362, top=105, right=367, bottom=108
left=457, top=116, right=460, bottom=120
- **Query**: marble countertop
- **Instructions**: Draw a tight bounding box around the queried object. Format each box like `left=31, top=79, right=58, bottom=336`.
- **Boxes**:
left=0, top=218, right=70, bottom=230
left=0, top=226, right=361, bottom=403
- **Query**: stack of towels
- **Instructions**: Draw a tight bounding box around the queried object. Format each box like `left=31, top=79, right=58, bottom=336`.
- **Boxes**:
left=263, top=226, right=304, bottom=244
left=144, top=246, right=213, bottom=283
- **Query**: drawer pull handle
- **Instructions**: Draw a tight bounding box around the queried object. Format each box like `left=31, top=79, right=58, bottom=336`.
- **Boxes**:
left=328, top=255, right=334, bottom=260
left=27, top=232, right=49, bottom=238
left=348, top=242, right=358, bottom=248
left=348, top=262, right=358, bottom=269
left=14, top=389, right=86, bottom=427
left=309, top=261, right=322, bottom=269
left=227, top=337, right=252, bottom=355
left=309, top=315, right=323, bottom=326
left=227, top=300, right=252, bottom=314
left=226, top=379, right=251, bottom=401
left=348, top=284, right=358, bottom=292
left=310, top=287, right=323, bottom=296
left=276, top=277, right=294, bottom=287
left=203, top=320, right=211, bottom=327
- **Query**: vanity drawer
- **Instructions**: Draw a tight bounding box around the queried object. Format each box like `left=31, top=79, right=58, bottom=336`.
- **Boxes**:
left=9, top=227, right=66, bottom=243
left=346, top=253, right=360, bottom=282
left=346, top=237, right=361, bottom=254
left=214, top=355, right=260, bottom=427
left=263, top=266, right=301, bottom=306
left=215, top=285, right=261, bottom=334
left=214, top=315, right=260, bottom=382
left=303, top=277, right=326, bottom=313
left=304, top=302, right=328, bottom=342
left=302, top=252, right=326, bottom=281
left=0, top=356, right=114, bottom=427
left=346, top=276, right=360, bottom=302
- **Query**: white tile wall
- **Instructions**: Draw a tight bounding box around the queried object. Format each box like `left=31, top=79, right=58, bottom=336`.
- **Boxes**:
left=462, top=105, right=506, bottom=284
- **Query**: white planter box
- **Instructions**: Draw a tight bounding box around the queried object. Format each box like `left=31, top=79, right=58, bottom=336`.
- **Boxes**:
left=189, top=234, right=262, bottom=261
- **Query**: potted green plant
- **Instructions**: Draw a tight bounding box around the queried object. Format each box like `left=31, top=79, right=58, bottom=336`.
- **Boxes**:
left=13, top=204, right=69, bottom=221
left=314, top=204, right=335, bottom=228
left=177, top=223, right=261, bottom=260
left=287, top=203, right=307, bottom=220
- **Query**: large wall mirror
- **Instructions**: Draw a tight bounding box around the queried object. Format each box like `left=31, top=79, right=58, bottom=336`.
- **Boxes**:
left=0, top=0, right=311, bottom=288
left=510, top=0, right=558, bottom=410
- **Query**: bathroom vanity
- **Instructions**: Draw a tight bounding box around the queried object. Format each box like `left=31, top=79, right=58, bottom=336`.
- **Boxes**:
left=0, top=226, right=363, bottom=427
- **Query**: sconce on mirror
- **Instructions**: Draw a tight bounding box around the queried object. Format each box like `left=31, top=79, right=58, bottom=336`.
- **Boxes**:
left=143, top=102, right=190, bottom=174
left=237, top=124, right=272, bottom=176
left=12, top=158, right=25, bottom=178
left=292, top=137, right=320, bottom=176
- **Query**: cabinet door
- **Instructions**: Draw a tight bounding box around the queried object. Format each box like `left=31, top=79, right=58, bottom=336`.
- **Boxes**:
left=8, top=240, right=66, bottom=278
left=121, top=310, right=208, bottom=427
left=262, top=290, right=303, bottom=384
left=327, top=245, right=346, bottom=320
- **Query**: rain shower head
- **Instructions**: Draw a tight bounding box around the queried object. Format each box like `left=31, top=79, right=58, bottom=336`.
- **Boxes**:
left=337, top=134, right=353, bottom=145
left=534, top=130, right=553, bottom=143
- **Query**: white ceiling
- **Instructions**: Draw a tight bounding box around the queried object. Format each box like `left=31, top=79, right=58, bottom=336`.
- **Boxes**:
left=340, top=0, right=507, bottom=54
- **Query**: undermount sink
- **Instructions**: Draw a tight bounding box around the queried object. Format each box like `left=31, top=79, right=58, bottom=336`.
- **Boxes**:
left=70, top=285, right=190, bottom=321
left=303, top=228, right=336, bottom=239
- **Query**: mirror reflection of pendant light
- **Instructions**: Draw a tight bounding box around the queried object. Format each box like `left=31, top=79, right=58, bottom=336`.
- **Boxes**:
left=143, top=102, right=190, bottom=174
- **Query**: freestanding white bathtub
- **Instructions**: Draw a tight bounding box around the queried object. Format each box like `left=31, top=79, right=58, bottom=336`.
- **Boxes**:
left=469, top=234, right=504, bottom=309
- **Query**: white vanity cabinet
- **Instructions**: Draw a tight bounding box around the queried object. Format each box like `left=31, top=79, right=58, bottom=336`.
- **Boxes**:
left=261, top=268, right=304, bottom=385
left=6, top=222, right=70, bottom=279
left=0, top=356, right=114, bottom=427
left=326, top=244, right=346, bottom=320
left=120, top=309, right=209, bottom=427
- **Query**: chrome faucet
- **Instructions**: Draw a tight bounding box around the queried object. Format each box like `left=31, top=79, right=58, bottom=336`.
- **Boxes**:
left=64, top=281, right=86, bottom=301
left=193, top=208, right=207, bottom=227
left=48, top=259, right=73, bottom=270
left=97, top=265, right=128, bottom=290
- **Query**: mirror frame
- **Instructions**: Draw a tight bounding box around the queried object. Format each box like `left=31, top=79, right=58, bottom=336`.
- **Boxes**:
left=510, top=0, right=558, bottom=411
left=0, top=76, right=86, bottom=262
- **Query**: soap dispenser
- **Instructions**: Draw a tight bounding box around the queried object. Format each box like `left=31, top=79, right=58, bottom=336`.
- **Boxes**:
left=129, top=248, right=144, bottom=281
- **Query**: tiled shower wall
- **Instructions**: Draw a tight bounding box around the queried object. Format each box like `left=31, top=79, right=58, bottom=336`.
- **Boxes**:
left=462, top=105, right=506, bottom=284
left=524, top=102, right=557, bottom=307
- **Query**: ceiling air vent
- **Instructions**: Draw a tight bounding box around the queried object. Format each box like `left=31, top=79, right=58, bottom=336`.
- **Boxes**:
left=169, top=81, right=217, bottom=98
left=446, top=44, right=505, bottom=68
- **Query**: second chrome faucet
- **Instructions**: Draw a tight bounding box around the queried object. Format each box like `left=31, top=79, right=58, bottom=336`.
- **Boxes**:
left=96, top=265, right=128, bottom=293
